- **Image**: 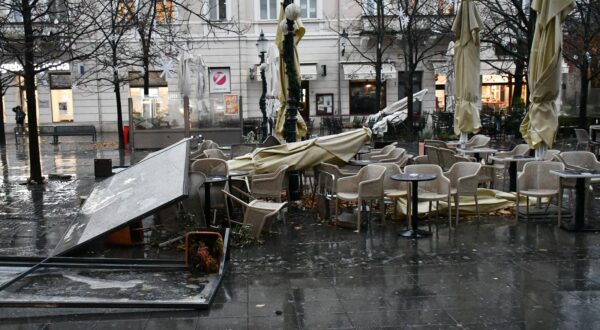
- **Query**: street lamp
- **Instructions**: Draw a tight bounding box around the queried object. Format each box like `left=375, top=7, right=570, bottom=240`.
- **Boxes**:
left=256, top=30, right=269, bottom=139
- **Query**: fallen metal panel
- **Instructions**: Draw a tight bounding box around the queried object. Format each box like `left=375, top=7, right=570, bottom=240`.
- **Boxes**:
left=0, top=229, right=229, bottom=309
left=53, top=138, right=190, bottom=256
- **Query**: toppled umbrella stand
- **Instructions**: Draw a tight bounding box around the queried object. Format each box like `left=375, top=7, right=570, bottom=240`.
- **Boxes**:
left=0, top=139, right=230, bottom=309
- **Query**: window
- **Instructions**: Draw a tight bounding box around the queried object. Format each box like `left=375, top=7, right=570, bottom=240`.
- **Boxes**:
left=47, top=0, right=67, bottom=23
left=129, top=71, right=170, bottom=129
left=209, top=0, right=227, bottom=21
left=364, top=0, right=394, bottom=16
left=259, top=0, right=278, bottom=20
left=295, top=0, right=317, bottom=19
left=350, top=81, right=386, bottom=115
left=156, top=0, right=175, bottom=23
left=117, top=0, right=135, bottom=22
left=437, top=0, right=456, bottom=15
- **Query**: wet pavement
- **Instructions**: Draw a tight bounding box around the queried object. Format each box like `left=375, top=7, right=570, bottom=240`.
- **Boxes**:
left=1, top=134, right=600, bottom=329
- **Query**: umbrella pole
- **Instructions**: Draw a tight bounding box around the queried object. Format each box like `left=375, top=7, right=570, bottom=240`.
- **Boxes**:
left=535, top=142, right=547, bottom=160
left=459, top=132, right=468, bottom=149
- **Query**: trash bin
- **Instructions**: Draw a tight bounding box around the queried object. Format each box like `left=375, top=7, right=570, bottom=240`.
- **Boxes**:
left=123, top=125, right=129, bottom=145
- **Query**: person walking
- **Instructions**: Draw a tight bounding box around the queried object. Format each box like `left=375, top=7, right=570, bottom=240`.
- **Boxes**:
left=12, top=106, right=26, bottom=133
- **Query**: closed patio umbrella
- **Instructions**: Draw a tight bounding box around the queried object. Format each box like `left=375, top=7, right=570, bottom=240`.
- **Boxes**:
left=228, top=128, right=372, bottom=174
left=274, top=1, right=307, bottom=139
left=519, top=0, right=574, bottom=157
left=452, top=0, right=482, bottom=145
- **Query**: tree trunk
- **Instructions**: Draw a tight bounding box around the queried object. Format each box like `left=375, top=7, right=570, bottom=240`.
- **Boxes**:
left=579, top=68, right=589, bottom=129
left=114, top=72, right=125, bottom=149
left=512, top=60, right=525, bottom=107
left=374, top=62, right=382, bottom=114
left=143, top=54, right=150, bottom=97
left=22, top=0, right=43, bottom=183
left=0, top=78, right=5, bottom=146
left=405, top=71, right=415, bottom=140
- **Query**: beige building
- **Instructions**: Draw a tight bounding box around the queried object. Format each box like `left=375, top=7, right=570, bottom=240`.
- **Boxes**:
left=2, top=0, right=463, bottom=140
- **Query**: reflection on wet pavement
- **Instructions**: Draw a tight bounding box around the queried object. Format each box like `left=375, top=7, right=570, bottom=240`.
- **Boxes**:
left=2, top=135, right=600, bottom=329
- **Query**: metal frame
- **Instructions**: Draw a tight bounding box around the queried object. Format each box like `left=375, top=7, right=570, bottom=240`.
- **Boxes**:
left=0, top=229, right=229, bottom=309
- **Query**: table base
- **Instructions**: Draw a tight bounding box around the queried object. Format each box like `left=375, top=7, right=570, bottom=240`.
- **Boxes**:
left=399, top=229, right=432, bottom=239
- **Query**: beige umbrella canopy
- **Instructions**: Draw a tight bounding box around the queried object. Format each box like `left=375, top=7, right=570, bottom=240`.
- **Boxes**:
left=520, top=0, right=575, bottom=151
left=274, top=2, right=307, bottom=140
left=452, top=0, right=482, bottom=138
left=228, top=128, right=372, bottom=174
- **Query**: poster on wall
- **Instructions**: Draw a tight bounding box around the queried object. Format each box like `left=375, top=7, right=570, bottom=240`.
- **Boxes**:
left=59, top=102, right=68, bottom=114
left=224, top=94, right=239, bottom=116
left=209, top=67, right=231, bottom=93
left=316, top=94, right=334, bottom=116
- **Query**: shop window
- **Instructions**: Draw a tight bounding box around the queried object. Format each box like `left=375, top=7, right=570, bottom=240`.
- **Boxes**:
left=129, top=71, right=170, bottom=129
left=50, top=73, right=74, bottom=122
left=209, top=0, right=227, bottom=21
left=349, top=80, right=386, bottom=115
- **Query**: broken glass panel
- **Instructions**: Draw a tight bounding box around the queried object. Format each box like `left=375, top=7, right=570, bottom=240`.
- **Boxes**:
left=53, top=139, right=190, bottom=256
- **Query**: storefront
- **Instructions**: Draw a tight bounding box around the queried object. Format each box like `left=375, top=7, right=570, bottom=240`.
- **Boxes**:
left=129, top=71, right=172, bottom=129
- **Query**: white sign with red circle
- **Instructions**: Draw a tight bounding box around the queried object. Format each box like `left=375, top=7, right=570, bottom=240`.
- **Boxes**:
left=209, top=67, right=231, bottom=93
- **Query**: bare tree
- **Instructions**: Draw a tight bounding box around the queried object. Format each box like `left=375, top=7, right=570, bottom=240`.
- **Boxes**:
left=476, top=0, right=535, bottom=107
left=395, top=0, right=454, bottom=138
left=337, top=0, right=452, bottom=138
left=563, top=0, right=600, bottom=128
left=339, top=0, right=397, bottom=120
left=77, top=0, right=240, bottom=149
left=0, top=0, right=102, bottom=183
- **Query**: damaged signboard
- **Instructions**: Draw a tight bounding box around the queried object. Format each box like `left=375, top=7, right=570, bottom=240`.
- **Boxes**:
left=0, top=139, right=229, bottom=309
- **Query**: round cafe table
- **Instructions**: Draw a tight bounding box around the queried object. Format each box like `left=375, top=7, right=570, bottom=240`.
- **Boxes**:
left=203, top=175, right=228, bottom=225
left=391, top=173, right=437, bottom=239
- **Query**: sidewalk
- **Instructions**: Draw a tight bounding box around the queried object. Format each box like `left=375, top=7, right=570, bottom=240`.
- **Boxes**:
left=1, top=134, right=600, bottom=329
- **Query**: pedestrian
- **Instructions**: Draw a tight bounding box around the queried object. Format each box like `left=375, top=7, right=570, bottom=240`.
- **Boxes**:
left=12, top=106, right=26, bottom=133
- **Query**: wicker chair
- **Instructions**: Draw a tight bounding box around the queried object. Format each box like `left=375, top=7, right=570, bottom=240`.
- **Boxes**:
left=222, top=190, right=286, bottom=239
left=404, top=164, right=452, bottom=227
left=424, top=145, right=441, bottom=166
left=437, top=147, right=457, bottom=171
left=493, top=144, right=531, bottom=190
left=377, top=163, right=409, bottom=221
left=575, top=129, right=600, bottom=153
left=335, top=164, right=386, bottom=232
left=248, top=165, right=289, bottom=202
left=465, top=134, right=491, bottom=148
left=372, top=148, right=406, bottom=163
left=445, top=162, right=482, bottom=226
left=556, top=151, right=600, bottom=217
left=363, top=144, right=397, bottom=160
left=424, top=139, right=449, bottom=148
left=230, top=144, right=255, bottom=159
left=191, top=158, right=229, bottom=224
left=515, top=161, right=564, bottom=223
left=203, top=148, right=228, bottom=160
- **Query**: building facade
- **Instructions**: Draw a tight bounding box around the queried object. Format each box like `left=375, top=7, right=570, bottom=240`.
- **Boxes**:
left=6, top=0, right=589, bottom=139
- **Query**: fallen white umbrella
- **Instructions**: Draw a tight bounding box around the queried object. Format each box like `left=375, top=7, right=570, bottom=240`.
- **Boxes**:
left=369, top=89, right=428, bottom=137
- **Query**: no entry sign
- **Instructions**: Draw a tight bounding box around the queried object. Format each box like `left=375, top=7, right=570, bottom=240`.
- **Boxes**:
left=209, top=67, right=231, bottom=93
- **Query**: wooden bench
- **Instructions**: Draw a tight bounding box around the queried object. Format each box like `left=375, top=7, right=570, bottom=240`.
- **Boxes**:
left=14, top=125, right=97, bottom=144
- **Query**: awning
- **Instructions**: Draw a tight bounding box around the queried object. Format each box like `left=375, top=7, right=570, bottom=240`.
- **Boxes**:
left=300, top=64, right=317, bottom=80
left=343, top=63, right=396, bottom=80
left=261, top=63, right=317, bottom=81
